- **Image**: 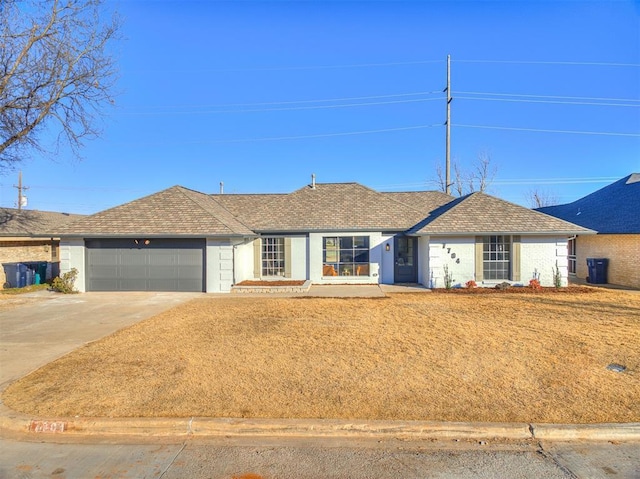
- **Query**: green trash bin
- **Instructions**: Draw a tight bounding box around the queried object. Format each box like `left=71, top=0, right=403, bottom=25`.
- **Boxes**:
left=36, top=262, right=48, bottom=285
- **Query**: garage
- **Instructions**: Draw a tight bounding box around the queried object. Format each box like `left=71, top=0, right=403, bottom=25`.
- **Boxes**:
left=85, top=238, right=205, bottom=292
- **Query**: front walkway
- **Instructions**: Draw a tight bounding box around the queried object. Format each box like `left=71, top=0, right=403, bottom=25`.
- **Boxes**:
left=230, top=283, right=432, bottom=298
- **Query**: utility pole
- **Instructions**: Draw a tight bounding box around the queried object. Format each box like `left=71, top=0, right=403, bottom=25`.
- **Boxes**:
left=445, top=54, right=451, bottom=195
left=14, top=171, right=28, bottom=211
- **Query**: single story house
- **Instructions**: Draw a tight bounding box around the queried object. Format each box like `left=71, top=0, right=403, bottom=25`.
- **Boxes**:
left=537, top=173, right=640, bottom=289
left=0, top=208, right=82, bottom=288
left=58, top=180, right=593, bottom=292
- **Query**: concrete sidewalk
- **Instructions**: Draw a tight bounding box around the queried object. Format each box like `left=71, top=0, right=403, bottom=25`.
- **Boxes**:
left=1, top=289, right=639, bottom=445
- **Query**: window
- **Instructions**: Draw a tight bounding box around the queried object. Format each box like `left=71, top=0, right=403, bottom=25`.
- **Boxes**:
left=262, top=237, right=285, bottom=276
left=483, top=235, right=511, bottom=280
left=568, top=238, right=576, bottom=275
left=323, top=236, right=370, bottom=276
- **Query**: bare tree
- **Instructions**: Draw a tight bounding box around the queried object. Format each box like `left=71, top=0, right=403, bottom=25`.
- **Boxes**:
left=471, top=151, right=496, bottom=193
left=0, top=0, right=120, bottom=168
left=433, top=153, right=497, bottom=196
left=527, top=188, right=559, bottom=208
left=434, top=163, right=447, bottom=192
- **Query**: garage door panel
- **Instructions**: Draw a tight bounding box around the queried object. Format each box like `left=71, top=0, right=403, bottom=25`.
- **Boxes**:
left=148, top=278, right=178, bottom=291
left=86, top=239, right=205, bottom=292
left=120, top=250, right=147, bottom=266
left=89, top=265, right=119, bottom=278
left=89, top=279, right=121, bottom=290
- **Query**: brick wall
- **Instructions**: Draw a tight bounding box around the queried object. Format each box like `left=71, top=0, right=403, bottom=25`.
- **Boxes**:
left=575, top=234, right=640, bottom=289
left=521, top=236, right=568, bottom=287
left=0, top=239, right=59, bottom=288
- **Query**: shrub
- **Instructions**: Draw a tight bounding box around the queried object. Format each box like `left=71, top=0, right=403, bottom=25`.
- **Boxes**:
left=443, top=265, right=454, bottom=289
left=52, top=268, right=78, bottom=294
left=528, top=278, right=542, bottom=291
left=465, top=280, right=477, bottom=288
left=552, top=262, right=562, bottom=288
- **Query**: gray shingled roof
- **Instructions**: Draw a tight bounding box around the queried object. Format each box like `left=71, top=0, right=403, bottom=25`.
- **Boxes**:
left=54, top=182, right=593, bottom=238
left=382, top=191, right=454, bottom=214
left=537, top=174, right=640, bottom=234
left=61, top=186, right=254, bottom=237
left=0, top=208, right=82, bottom=237
left=213, top=183, right=453, bottom=232
left=408, top=192, right=594, bottom=235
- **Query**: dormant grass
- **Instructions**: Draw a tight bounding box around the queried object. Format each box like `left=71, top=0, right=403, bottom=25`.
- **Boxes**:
left=4, top=289, right=639, bottom=423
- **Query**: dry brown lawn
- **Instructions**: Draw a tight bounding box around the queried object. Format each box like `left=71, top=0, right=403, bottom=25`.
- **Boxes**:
left=4, top=289, right=639, bottom=423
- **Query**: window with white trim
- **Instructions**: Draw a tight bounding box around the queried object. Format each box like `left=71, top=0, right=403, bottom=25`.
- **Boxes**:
left=322, top=236, right=370, bottom=276
left=568, top=238, right=577, bottom=275
left=262, top=237, right=285, bottom=276
left=483, top=235, right=511, bottom=280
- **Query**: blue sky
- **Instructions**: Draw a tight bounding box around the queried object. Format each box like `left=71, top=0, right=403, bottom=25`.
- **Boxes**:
left=2, top=0, right=639, bottom=214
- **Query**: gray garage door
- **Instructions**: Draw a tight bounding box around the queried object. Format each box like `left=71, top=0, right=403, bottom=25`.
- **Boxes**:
left=85, top=239, right=205, bottom=292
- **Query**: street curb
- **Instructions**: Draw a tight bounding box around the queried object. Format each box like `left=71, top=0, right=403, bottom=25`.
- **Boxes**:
left=2, top=414, right=531, bottom=440
left=530, top=422, right=640, bottom=441
left=2, top=403, right=639, bottom=442
left=189, top=418, right=532, bottom=440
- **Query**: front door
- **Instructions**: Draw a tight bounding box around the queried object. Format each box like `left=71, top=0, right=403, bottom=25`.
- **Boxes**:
left=394, top=235, right=418, bottom=283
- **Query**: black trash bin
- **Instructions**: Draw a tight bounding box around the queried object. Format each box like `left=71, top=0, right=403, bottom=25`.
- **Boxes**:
left=586, top=258, right=609, bottom=284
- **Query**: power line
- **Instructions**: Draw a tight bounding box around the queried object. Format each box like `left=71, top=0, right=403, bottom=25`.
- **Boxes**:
left=118, top=124, right=444, bottom=146
left=123, top=97, right=444, bottom=116
left=456, top=124, right=640, bottom=137
left=455, top=91, right=640, bottom=103
left=455, top=96, right=640, bottom=108
left=124, top=90, right=444, bottom=111
left=492, top=177, right=622, bottom=185
left=455, top=60, right=640, bottom=67
left=129, top=58, right=640, bottom=74
left=129, top=59, right=445, bottom=74
left=0, top=184, right=148, bottom=193
left=373, top=176, right=621, bottom=190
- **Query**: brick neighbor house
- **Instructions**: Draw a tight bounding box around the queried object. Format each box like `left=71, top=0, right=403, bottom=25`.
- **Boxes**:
left=0, top=208, right=82, bottom=288
left=537, top=173, right=640, bottom=289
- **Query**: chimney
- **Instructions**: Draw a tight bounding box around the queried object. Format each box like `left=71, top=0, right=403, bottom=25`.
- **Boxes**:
left=219, top=181, right=224, bottom=194
left=311, top=173, right=316, bottom=190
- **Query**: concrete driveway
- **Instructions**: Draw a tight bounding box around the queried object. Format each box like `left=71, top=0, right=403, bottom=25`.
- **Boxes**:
left=0, top=290, right=202, bottom=390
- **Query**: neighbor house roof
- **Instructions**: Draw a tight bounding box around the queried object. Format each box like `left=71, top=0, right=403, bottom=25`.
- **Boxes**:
left=408, top=192, right=595, bottom=236
left=213, top=183, right=454, bottom=232
left=537, top=174, right=640, bottom=234
left=61, top=186, right=254, bottom=237
left=0, top=208, right=82, bottom=237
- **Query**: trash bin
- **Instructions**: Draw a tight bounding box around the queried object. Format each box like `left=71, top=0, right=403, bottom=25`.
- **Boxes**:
left=3, top=263, right=19, bottom=288
left=17, top=263, right=27, bottom=288
left=36, top=262, right=48, bottom=285
left=586, top=258, right=609, bottom=284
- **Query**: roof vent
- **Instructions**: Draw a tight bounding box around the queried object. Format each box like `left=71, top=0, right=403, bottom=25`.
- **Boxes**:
left=626, top=173, right=640, bottom=185
left=219, top=181, right=224, bottom=194
left=311, top=173, right=316, bottom=190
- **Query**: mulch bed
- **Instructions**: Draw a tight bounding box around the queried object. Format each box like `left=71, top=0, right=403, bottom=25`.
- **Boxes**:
left=236, top=280, right=306, bottom=287
left=434, top=286, right=598, bottom=294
